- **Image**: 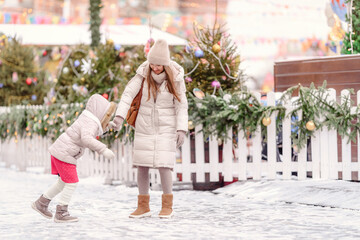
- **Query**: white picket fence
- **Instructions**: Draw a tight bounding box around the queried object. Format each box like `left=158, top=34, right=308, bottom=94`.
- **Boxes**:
left=0, top=89, right=359, bottom=186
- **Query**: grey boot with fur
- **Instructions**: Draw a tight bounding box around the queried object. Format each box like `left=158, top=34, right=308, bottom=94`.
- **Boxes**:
left=31, top=195, right=53, bottom=219
left=54, top=205, right=78, bottom=223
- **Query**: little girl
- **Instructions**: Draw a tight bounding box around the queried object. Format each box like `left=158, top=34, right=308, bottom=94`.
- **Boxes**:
left=32, top=94, right=116, bottom=223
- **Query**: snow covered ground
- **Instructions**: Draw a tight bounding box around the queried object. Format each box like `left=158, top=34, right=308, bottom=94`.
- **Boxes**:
left=1, top=163, right=360, bottom=240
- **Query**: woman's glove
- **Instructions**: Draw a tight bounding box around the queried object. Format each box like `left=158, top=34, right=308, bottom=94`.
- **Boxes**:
left=109, top=116, right=124, bottom=132
left=101, top=148, right=115, bottom=160
left=176, top=130, right=186, bottom=149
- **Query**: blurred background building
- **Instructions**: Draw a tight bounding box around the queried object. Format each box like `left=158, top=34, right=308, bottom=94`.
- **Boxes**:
left=0, top=0, right=347, bottom=91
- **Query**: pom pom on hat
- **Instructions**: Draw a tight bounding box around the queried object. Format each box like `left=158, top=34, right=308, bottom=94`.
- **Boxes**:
left=147, top=39, right=170, bottom=66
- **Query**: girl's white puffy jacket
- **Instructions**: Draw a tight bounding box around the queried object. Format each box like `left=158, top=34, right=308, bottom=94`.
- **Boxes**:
left=49, top=94, right=111, bottom=165
left=116, top=61, right=188, bottom=168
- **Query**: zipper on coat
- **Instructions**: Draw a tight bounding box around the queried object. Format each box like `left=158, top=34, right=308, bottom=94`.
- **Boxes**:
left=153, top=98, right=157, bottom=167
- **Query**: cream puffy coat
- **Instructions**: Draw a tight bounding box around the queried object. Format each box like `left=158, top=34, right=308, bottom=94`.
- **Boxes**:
left=49, top=94, right=113, bottom=165
left=115, top=61, right=188, bottom=168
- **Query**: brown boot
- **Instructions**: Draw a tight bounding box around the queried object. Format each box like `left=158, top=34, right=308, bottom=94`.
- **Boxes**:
left=129, top=194, right=151, bottom=218
left=159, top=194, right=173, bottom=218
left=54, top=205, right=78, bottom=223
left=31, top=195, right=52, bottom=219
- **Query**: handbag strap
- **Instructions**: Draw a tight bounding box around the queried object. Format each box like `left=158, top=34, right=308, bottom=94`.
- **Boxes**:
left=139, top=77, right=145, bottom=93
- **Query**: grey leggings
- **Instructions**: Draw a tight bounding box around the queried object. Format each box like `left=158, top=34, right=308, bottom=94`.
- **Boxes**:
left=137, top=166, right=173, bottom=194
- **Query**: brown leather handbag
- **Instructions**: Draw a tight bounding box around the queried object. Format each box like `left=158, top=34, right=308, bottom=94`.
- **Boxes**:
left=126, top=78, right=145, bottom=128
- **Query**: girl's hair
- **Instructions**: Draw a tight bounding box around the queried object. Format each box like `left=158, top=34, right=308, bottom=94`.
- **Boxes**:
left=146, top=65, right=181, bottom=102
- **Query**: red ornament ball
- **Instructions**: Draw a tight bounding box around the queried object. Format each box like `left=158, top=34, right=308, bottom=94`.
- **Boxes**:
left=96, top=136, right=99, bottom=140
left=102, top=93, right=109, bottom=99
left=26, top=77, right=32, bottom=85
left=42, top=50, right=47, bottom=56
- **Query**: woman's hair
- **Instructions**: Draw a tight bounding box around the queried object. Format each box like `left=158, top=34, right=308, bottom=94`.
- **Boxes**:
left=146, top=65, right=181, bottom=102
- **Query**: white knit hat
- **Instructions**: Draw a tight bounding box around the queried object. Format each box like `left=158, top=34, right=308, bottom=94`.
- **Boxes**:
left=147, top=39, right=170, bottom=66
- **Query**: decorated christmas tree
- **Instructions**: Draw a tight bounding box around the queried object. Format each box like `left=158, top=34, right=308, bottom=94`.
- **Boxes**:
left=55, top=44, right=89, bottom=102
left=176, top=16, right=244, bottom=94
left=342, top=0, right=360, bottom=54
left=55, top=41, right=148, bottom=103
left=0, top=36, right=48, bottom=106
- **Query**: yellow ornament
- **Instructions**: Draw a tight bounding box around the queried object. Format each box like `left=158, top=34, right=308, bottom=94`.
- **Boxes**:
left=106, top=39, right=114, bottom=45
left=81, top=77, right=85, bottom=82
left=67, top=120, right=71, bottom=124
left=51, top=97, right=56, bottom=103
left=306, top=120, right=316, bottom=131
left=262, top=117, right=271, bottom=126
left=212, top=44, right=221, bottom=54
left=53, top=78, right=58, bottom=83
left=235, top=56, right=241, bottom=64
left=188, top=121, right=195, bottom=130
left=44, top=127, right=47, bottom=131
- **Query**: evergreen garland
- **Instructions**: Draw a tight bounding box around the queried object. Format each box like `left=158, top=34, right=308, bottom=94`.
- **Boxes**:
left=1, top=81, right=359, bottom=150
left=280, top=81, right=360, bottom=149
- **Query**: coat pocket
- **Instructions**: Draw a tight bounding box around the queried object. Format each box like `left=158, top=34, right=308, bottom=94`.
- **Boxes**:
left=66, top=141, right=82, bottom=158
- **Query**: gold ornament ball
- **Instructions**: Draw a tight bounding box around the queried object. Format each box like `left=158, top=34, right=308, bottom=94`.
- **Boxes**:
left=106, top=39, right=114, bottom=45
left=306, top=120, right=316, bottom=131
left=212, top=44, right=221, bottom=54
left=218, top=138, right=223, bottom=145
left=262, top=117, right=271, bottom=126
left=188, top=121, right=195, bottom=130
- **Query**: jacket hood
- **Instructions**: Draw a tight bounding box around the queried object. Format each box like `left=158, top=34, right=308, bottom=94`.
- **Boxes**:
left=85, top=94, right=116, bottom=131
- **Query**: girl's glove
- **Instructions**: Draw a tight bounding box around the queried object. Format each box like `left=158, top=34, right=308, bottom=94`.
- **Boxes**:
left=109, top=116, right=124, bottom=132
left=176, top=130, right=186, bottom=149
left=101, top=148, right=115, bottom=160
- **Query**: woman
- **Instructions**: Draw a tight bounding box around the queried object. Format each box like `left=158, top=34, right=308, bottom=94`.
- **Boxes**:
left=110, top=39, right=188, bottom=218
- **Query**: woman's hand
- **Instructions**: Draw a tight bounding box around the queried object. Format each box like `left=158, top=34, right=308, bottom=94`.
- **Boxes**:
left=109, top=116, right=124, bottom=132
left=176, top=130, right=186, bottom=149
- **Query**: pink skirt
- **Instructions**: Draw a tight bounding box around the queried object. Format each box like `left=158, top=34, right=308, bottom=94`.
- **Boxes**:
left=51, top=155, right=79, bottom=183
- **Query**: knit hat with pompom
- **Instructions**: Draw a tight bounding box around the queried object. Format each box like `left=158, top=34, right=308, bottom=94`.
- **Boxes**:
left=147, top=39, right=170, bottom=66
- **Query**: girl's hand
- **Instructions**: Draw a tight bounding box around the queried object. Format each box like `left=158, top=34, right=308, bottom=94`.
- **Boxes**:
left=101, top=148, right=115, bottom=159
